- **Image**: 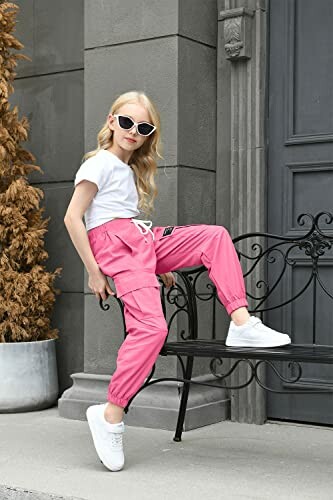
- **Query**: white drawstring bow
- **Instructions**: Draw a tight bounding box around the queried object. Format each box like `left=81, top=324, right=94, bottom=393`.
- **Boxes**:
left=131, top=219, right=155, bottom=241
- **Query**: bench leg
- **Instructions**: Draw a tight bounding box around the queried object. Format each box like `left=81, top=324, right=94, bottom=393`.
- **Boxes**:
left=174, top=356, right=194, bottom=442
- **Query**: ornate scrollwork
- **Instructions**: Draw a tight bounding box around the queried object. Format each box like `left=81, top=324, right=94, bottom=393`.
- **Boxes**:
left=123, top=355, right=332, bottom=414
left=159, top=272, right=197, bottom=340
left=299, top=230, right=332, bottom=260
left=231, top=211, right=333, bottom=312
left=208, top=357, right=332, bottom=394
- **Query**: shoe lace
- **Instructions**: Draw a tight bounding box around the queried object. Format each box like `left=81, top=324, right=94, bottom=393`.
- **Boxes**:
left=110, top=432, right=123, bottom=450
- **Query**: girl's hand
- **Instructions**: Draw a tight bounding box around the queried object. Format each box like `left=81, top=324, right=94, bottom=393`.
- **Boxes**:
left=159, top=272, right=176, bottom=289
left=88, top=268, right=115, bottom=301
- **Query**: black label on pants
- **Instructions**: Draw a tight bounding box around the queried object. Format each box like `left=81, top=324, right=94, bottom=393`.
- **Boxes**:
left=162, top=226, right=175, bottom=237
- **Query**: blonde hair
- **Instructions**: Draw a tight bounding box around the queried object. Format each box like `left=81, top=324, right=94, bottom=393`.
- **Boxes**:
left=82, top=91, right=163, bottom=217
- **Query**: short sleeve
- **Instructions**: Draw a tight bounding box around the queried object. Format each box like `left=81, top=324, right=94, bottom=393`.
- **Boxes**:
left=74, top=156, right=110, bottom=191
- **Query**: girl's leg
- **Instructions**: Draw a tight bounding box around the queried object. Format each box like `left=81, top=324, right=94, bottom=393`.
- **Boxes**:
left=230, top=307, right=251, bottom=326
left=87, top=218, right=168, bottom=422
left=153, top=224, right=249, bottom=315
left=152, top=223, right=291, bottom=347
left=104, top=283, right=169, bottom=423
left=104, top=402, right=124, bottom=424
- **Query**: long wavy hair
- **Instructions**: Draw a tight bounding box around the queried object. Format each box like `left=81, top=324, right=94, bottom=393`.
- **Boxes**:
left=82, top=91, right=163, bottom=217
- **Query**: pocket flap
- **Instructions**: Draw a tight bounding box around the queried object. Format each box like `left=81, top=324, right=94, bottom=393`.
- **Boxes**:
left=113, top=271, right=161, bottom=297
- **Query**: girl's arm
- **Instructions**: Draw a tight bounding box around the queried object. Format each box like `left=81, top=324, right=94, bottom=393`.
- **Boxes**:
left=64, top=181, right=114, bottom=300
left=64, top=180, right=99, bottom=275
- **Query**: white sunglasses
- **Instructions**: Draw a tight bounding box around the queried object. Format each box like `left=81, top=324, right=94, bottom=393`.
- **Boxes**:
left=112, top=114, right=156, bottom=137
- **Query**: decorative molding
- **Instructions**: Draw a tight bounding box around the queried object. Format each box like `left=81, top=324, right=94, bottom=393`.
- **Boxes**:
left=219, top=7, right=255, bottom=61
left=217, top=1, right=268, bottom=424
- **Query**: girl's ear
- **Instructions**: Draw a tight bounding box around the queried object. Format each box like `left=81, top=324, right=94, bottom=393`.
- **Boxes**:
left=108, top=114, right=115, bottom=131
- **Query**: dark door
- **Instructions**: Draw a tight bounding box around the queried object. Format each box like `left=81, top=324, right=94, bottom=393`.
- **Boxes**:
left=267, top=0, right=333, bottom=424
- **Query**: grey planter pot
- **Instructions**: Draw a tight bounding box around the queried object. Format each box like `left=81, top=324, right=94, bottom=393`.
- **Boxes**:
left=0, top=338, right=59, bottom=412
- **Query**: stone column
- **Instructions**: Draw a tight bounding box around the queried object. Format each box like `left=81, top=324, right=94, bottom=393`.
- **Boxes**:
left=59, top=0, right=230, bottom=430
left=216, top=0, right=268, bottom=423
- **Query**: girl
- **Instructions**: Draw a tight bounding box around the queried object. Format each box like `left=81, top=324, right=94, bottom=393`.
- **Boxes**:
left=64, top=90, right=291, bottom=472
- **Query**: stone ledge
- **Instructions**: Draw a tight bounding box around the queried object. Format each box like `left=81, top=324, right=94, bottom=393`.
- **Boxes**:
left=58, top=372, right=230, bottom=431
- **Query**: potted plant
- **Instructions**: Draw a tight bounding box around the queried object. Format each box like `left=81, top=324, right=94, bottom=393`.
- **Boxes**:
left=0, top=1, right=62, bottom=412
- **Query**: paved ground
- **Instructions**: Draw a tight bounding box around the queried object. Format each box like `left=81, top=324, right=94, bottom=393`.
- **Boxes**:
left=0, top=405, right=332, bottom=500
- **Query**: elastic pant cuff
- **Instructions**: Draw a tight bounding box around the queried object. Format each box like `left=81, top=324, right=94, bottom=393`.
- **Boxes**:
left=225, top=298, right=249, bottom=316
left=107, top=393, right=128, bottom=408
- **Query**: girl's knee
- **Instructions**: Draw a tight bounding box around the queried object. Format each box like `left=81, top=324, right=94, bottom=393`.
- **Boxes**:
left=206, top=224, right=229, bottom=237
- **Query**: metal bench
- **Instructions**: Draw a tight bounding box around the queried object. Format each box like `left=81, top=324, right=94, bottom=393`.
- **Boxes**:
left=100, top=211, right=333, bottom=441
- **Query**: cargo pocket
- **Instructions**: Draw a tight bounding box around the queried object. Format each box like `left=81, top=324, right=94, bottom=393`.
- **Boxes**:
left=122, top=285, right=164, bottom=320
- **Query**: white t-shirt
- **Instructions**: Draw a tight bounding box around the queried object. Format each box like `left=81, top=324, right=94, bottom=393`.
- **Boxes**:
left=74, top=149, right=140, bottom=230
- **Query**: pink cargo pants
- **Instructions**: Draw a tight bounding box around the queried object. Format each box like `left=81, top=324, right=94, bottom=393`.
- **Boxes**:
left=87, top=217, right=248, bottom=408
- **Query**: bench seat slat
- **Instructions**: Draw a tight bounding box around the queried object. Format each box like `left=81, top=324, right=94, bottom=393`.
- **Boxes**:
left=161, top=342, right=333, bottom=364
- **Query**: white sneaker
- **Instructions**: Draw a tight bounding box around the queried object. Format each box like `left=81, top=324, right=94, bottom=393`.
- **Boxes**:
left=225, top=316, right=291, bottom=348
left=86, top=403, right=125, bottom=471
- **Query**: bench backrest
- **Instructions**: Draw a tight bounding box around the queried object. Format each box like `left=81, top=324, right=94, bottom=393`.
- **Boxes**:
left=160, top=211, right=333, bottom=342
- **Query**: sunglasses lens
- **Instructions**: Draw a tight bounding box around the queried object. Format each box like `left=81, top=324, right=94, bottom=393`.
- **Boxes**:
left=138, top=123, right=155, bottom=136
left=118, top=115, right=134, bottom=130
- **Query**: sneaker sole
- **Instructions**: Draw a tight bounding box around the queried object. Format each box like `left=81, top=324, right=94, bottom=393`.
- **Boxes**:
left=225, top=337, right=292, bottom=348
left=86, top=406, right=124, bottom=472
